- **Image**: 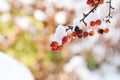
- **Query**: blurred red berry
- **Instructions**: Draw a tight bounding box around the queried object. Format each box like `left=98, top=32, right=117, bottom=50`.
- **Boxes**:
left=93, top=0, right=104, bottom=4
left=97, top=28, right=104, bottom=34
left=50, top=41, right=58, bottom=48
left=99, top=0, right=104, bottom=4
left=89, top=30, right=95, bottom=36
left=87, top=0, right=91, bottom=5
left=91, top=4, right=97, bottom=7
left=78, top=29, right=83, bottom=34
left=93, top=0, right=98, bottom=3
left=87, top=0, right=97, bottom=7
left=57, top=45, right=63, bottom=51
left=62, top=36, right=69, bottom=45
left=87, top=0, right=104, bottom=7
left=71, top=32, right=78, bottom=37
left=51, top=47, right=58, bottom=52
left=90, top=21, right=96, bottom=27
left=95, top=19, right=102, bottom=26
left=78, top=34, right=82, bottom=39
left=83, top=31, right=89, bottom=38
left=104, top=28, right=109, bottom=33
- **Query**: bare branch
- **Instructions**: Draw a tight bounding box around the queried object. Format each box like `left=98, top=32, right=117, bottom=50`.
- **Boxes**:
left=80, top=0, right=101, bottom=26
left=105, top=0, right=115, bottom=23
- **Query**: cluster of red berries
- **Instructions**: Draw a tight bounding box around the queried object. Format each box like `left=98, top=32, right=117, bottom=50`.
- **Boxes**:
left=50, top=24, right=110, bottom=52
left=50, top=41, right=63, bottom=52
left=50, top=28, right=109, bottom=52
left=87, top=0, right=104, bottom=7
left=50, top=26, right=97, bottom=52
left=71, top=26, right=95, bottom=38
left=90, top=19, right=102, bottom=27
left=89, top=19, right=109, bottom=34
left=50, top=0, right=111, bottom=52
left=50, top=36, right=69, bottom=52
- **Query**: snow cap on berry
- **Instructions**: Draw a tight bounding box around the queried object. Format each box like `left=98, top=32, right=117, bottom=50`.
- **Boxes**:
left=72, top=18, right=82, bottom=30
left=53, top=25, right=67, bottom=45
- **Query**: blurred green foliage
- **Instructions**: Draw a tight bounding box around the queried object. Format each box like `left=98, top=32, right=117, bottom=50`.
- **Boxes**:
left=5, top=32, right=38, bottom=66
left=87, top=54, right=99, bottom=70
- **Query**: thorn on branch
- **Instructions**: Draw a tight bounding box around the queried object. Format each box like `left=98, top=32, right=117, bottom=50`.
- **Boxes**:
left=83, top=13, right=86, bottom=17
left=106, top=20, right=110, bottom=23
left=111, top=6, right=115, bottom=9
left=66, top=25, right=73, bottom=31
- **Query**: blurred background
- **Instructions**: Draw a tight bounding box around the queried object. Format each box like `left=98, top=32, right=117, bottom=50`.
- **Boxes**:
left=0, top=0, right=120, bottom=80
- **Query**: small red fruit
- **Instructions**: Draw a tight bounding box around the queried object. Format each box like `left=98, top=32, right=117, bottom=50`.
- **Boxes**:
left=99, top=0, right=104, bottom=4
left=104, top=28, right=109, bottom=33
left=93, top=0, right=98, bottom=3
left=93, top=0, right=104, bottom=4
left=87, top=0, right=91, bottom=5
left=78, top=29, right=83, bottom=34
left=51, top=47, right=58, bottom=52
left=57, top=45, right=63, bottom=51
left=50, top=41, right=58, bottom=48
left=89, top=30, right=95, bottom=36
left=83, top=31, right=89, bottom=38
left=78, top=34, right=82, bottom=39
left=62, top=36, right=69, bottom=45
left=97, top=28, right=104, bottom=34
left=71, top=32, right=78, bottom=37
left=91, top=3, right=96, bottom=7
left=95, top=19, right=102, bottom=26
left=90, top=21, right=96, bottom=27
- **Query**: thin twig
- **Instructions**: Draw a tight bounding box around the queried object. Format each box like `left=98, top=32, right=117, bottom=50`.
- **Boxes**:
left=66, top=25, right=73, bottom=31
left=105, top=0, right=114, bottom=23
left=66, top=0, right=101, bottom=31
left=80, top=0, right=101, bottom=26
